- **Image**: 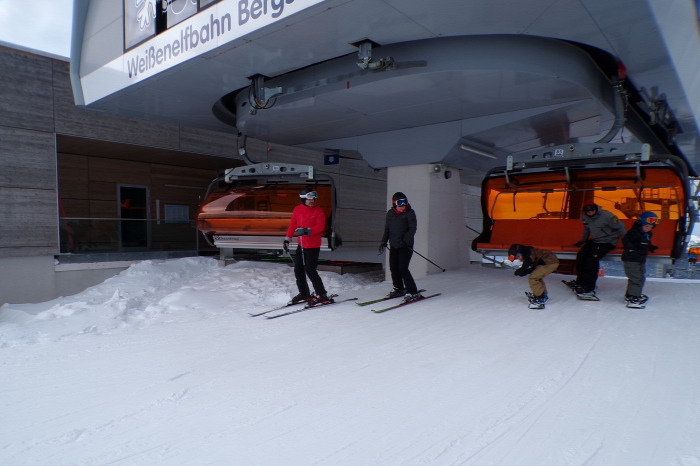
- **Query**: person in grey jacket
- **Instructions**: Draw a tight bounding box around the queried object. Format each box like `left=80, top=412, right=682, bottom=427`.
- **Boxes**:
left=569, top=201, right=626, bottom=298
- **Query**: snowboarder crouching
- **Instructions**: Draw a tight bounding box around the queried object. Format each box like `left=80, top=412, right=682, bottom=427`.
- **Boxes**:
left=621, top=211, right=659, bottom=308
left=508, top=243, right=560, bottom=309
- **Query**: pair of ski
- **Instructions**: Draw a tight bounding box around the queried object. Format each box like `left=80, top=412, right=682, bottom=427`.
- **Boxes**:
left=249, top=294, right=359, bottom=319
left=356, top=290, right=441, bottom=313
left=251, top=290, right=441, bottom=318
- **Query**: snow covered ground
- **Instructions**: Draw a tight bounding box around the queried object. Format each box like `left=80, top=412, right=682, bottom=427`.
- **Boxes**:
left=2, top=257, right=700, bottom=465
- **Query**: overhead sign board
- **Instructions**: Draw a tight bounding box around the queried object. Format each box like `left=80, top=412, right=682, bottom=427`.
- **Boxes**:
left=81, top=0, right=324, bottom=105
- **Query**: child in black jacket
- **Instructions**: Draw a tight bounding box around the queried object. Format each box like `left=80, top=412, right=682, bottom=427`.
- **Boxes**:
left=621, top=212, right=659, bottom=308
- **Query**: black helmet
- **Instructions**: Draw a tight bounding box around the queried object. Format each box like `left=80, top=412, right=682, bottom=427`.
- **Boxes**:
left=392, top=192, right=408, bottom=207
left=508, top=243, right=525, bottom=259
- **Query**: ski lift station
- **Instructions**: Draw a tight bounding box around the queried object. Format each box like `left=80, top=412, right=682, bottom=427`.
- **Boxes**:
left=2, top=0, right=700, bottom=304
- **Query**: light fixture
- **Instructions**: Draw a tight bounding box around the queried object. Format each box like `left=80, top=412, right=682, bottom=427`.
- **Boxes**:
left=460, top=144, right=498, bottom=159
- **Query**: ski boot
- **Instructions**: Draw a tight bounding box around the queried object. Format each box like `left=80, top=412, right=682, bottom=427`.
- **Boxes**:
left=308, top=293, right=334, bottom=306
left=576, top=290, right=599, bottom=301
left=386, top=288, right=406, bottom=299
left=289, top=293, right=311, bottom=305
left=526, top=292, right=546, bottom=309
left=626, top=295, right=648, bottom=309
left=402, top=292, right=424, bottom=303
left=563, top=279, right=579, bottom=290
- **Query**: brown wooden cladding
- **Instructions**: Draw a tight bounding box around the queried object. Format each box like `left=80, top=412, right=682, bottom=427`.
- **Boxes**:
left=58, top=153, right=218, bottom=221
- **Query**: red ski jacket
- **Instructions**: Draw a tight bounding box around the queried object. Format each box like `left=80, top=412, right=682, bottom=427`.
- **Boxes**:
left=286, top=204, right=327, bottom=249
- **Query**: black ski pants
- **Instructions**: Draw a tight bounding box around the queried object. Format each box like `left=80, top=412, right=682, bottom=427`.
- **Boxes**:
left=389, top=246, right=418, bottom=294
left=576, top=241, right=615, bottom=292
left=294, top=245, right=326, bottom=297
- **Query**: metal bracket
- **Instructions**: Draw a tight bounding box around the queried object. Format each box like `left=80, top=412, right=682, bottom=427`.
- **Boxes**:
left=506, top=142, right=652, bottom=171
left=224, top=163, right=315, bottom=182
left=250, top=74, right=284, bottom=109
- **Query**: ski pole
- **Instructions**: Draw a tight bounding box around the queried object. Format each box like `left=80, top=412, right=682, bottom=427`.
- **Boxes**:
left=283, top=238, right=296, bottom=266
left=408, top=247, right=446, bottom=272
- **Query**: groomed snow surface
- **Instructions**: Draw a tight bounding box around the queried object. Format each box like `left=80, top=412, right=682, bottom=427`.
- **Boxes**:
left=2, top=257, right=700, bottom=466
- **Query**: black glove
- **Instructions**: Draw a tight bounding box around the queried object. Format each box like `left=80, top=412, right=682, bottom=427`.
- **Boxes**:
left=649, top=245, right=658, bottom=252
left=573, top=241, right=584, bottom=247
left=283, top=238, right=290, bottom=253
left=294, top=227, right=310, bottom=236
left=379, top=243, right=387, bottom=255
left=514, top=267, right=531, bottom=277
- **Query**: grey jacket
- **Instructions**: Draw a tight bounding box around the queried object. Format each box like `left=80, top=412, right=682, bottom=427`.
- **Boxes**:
left=579, top=209, right=626, bottom=246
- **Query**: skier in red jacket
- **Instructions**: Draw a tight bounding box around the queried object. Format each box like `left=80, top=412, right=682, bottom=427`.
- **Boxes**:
left=284, top=188, right=331, bottom=306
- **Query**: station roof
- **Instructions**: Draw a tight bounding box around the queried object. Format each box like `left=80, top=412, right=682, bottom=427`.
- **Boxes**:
left=72, top=0, right=700, bottom=182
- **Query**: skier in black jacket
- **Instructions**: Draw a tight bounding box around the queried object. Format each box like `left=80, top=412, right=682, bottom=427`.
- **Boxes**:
left=380, top=192, right=423, bottom=303
left=621, top=211, right=659, bottom=308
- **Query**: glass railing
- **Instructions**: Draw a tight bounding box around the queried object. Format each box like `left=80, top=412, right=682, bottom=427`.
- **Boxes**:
left=58, top=218, right=214, bottom=259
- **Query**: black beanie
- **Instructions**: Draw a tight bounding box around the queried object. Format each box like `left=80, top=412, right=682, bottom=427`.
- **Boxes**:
left=508, top=244, right=525, bottom=258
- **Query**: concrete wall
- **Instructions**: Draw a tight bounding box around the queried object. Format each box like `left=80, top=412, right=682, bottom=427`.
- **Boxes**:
left=385, top=164, right=471, bottom=281
left=0, top=256, right=130, bottom=305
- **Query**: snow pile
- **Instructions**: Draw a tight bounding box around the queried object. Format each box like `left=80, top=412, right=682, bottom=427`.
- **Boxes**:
left=2, top=257, right=700, bottom=465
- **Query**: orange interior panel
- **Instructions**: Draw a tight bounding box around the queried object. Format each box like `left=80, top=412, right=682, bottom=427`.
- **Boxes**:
left=476, top=166, right=685, bottom=257
left=484, top=167, right=684, bottom=221
left=197, top=184, right=332, bottom=237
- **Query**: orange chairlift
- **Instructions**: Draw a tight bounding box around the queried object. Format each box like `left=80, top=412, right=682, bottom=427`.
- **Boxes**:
left=472, top=143, right=694, bottom=265
left=196, top=163, right=340, bottom=253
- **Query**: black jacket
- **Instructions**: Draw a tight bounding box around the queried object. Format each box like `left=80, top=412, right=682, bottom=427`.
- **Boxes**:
left=621, top=222, right=656, bottom=263
left=381, top=206, right=417, bottom=249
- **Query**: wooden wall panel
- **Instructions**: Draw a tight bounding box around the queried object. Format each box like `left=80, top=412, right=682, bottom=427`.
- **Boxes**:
left=0, top=47, right=54, bottom=132
left=334, top=173, right=387, bottom=211
left=88, top=181, right=119, bottom=203
left=59, top=199, right=90, bottom=218
left=336, top=209, right=386, bottom=246
left=88, top=158, right=151, bottom=185
left=52, top=62, right=181, bottom=150
left=0, top=188, right=58, bottom=253
left=57, top=153, right=89, bottom=200
left=150, top=164, right=218, bottom=219
left=89, top=199, right=119, bottom=218
left=178, top=126, right=240, bottom=158
left=0, top=127, right=56, bottom=190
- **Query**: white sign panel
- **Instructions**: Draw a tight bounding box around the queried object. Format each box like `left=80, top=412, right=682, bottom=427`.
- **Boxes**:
left=82, top=0, right=325, bottom=105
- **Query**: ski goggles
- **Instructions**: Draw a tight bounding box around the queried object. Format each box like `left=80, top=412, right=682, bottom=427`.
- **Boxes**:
left=642, top=216, right=660, bottom=225
left=583, top=205, right=597, bottom=212
left=393, top=198, right=408, bottom=206
left=299, top=191, right=318, bottom=200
